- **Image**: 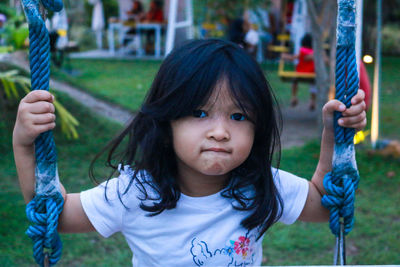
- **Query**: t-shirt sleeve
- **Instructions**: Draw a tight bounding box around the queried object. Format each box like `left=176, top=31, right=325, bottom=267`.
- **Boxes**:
left=80, top=170, right=139, bottom=238
left=272, top=168, right=309, bottom=224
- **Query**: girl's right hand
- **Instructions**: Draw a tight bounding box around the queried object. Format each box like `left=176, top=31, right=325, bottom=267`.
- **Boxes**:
left=13, top=90, right=56, bottom=147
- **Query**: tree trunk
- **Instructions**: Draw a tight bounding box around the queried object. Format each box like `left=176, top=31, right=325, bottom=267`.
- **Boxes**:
left=305, top=0, right=334, bottom=133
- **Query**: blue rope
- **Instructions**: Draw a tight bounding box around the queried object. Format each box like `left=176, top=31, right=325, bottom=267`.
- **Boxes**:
left=21, top=0, right=64, bottom=266
left=321, top=0, right=360, bottom=237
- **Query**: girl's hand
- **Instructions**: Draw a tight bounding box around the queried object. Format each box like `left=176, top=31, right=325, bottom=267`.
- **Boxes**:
left=13, top=90, right=56, bottom=147
left=322, top=89, right=367, bottom=133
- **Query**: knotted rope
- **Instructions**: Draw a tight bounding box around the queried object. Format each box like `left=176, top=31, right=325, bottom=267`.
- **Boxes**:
left=321, top=0, right=360, bottom=240
left=21, top=0, right=64, bottom=266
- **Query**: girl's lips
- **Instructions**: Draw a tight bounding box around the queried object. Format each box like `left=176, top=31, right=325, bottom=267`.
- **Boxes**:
left=203, top=147, right=230, bottom=153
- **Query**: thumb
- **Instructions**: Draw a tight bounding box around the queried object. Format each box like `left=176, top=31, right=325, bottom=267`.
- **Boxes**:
left=323, top=99, right=346, bottom=115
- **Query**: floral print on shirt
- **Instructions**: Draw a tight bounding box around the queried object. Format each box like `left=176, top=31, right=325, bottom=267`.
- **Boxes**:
left=190, top=231, right=257, bottom=266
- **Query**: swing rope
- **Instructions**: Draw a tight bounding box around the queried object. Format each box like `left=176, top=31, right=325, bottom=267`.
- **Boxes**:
left=21, top=0, right=64, bottom=266
left=321, top=0, right=360, bottom=239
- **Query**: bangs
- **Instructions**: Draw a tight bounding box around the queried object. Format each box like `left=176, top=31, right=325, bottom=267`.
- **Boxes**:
left=142, top=39, right=274, bottom=129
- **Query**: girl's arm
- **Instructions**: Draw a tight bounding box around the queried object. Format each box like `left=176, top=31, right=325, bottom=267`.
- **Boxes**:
left=281, top=53, right=298, bottom=61
left=299, top=90, right=366, bottom=222
left=13, top=90, right=95, bottom=233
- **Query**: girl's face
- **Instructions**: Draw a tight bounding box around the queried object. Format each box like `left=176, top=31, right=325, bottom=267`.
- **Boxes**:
left=170, top=82, right=255, bottom=195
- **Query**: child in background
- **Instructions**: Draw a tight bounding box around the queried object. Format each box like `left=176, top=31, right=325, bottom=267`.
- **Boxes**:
left=283, top=33, right=317, bottom=110
left=13, top=39, right=366, bottom=266
left=142, top=0, right=164, bottom=53
left=126, top=0, right=145, bottom=22
left=227, top=17, right=259, bottom=58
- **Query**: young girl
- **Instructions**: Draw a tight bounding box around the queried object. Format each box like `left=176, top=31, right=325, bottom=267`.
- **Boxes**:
left=14, top=39, right=366, bottom=266
left=282, top=33, right=318, bottom=110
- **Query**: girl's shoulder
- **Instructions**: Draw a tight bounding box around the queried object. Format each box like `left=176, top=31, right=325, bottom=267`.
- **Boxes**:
left=117, top=164, right=160, bottom=200
left=88, top=165, right=156, bottom=207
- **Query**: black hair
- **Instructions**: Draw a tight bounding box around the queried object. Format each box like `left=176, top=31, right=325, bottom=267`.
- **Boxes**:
left=152, top=0, right=163, bottom=8
left=132, top=1, right=143, bottom=13
left=301, top=33, right=313, bottom=49
left=90, top=39, right=283, bottom=239
left=228, top=18, right=245, bottom=47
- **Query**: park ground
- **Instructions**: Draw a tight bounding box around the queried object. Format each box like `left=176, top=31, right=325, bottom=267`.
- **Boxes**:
left=0, top=56, right=399, bottom=266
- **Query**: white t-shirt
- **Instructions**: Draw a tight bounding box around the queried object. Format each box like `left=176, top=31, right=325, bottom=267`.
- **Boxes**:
left=80, top=166, right=308, bottom=266
left=245, top=29, right=260, bottom=46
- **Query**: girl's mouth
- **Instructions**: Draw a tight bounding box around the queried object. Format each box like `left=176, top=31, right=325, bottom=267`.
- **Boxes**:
left=203, top=147, right=231, bottom=153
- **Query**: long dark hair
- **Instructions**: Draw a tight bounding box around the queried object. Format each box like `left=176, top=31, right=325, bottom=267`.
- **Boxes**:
left=90, top=39, right=283, bottom=239
left=301, top=33, right=313, bottom=49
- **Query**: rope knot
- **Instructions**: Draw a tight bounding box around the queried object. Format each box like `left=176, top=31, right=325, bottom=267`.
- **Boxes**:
left=322, top=143, right=360, bottom=236
left=26, top=193, right=64, bottom=266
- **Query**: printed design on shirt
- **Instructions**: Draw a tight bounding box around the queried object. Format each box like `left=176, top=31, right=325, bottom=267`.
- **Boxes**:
left=190, top=230, right=256, bottom=266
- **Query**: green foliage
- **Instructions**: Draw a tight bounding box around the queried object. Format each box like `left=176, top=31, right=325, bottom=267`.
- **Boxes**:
left=0, top=64, right=79, bottom=139
left=381, top=24, right=400, bottom=56
left=2, top=15, right=29, bottom=50
left=0, top=3, right=17, bottom=18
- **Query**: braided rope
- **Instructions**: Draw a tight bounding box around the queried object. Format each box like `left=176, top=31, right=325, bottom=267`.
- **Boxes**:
left=321, top=0, right=360, bottom=237
left=21, top=0, right=64, bottom=266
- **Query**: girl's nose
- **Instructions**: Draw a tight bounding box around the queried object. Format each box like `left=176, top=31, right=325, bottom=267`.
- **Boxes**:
left=206, top=119, right=230, bottom=141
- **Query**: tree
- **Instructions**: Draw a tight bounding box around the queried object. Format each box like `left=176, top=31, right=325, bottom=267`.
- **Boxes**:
left=305, top=0, right=337, bottom=131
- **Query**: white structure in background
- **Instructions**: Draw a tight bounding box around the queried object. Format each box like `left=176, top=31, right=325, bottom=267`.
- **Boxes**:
left=89, top=0, right=105, bottom=50
left=290, top=0, right=310, bottom=59
left=165, top=0, right=193, bottom=56
left=108, top=0, right=193, bottom=58
left=118, top=0, right=133, bottom=22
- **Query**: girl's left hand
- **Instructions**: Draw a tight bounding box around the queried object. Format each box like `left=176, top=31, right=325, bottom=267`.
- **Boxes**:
left=322, top=89, right=367, bottom=132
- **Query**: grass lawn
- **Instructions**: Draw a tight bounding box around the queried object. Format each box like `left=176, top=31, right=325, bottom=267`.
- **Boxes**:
left=1, top=57, right=399, bottom=265
left=51, top=60, right=162, bottom=112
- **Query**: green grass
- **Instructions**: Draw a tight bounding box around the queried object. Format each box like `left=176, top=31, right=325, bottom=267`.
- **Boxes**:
left=51, top=59, right=162, bottom=112
left=365, top=57, right=400, bottom=139
left=265, top=141, right=400, bottom=265
left=1, top=57, right=399, bottom=265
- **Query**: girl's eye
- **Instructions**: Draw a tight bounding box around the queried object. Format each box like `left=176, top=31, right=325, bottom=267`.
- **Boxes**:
left=192, top=110, right=207, bottom=118
left=231, top=113, right=246, bottom=121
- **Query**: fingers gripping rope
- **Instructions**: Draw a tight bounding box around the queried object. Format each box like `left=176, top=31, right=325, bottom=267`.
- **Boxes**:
left=21, top=0, right=64, bottom=266
left=322, top=0, right=360, bottom=239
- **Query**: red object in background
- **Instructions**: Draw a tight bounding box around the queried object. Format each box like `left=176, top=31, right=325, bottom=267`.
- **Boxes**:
left=145, top=1, right=164, bottom=22
left=296, top=47, right=315, bottom=73
left=359, top=60, right=371, bottom=110
left=285, top=2, right=294, bottom=25
left=146, top=9, right=163, bottom=22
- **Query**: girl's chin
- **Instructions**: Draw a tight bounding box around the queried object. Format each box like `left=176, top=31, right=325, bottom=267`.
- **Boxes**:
left=201, top=163, right=232, bottom=176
